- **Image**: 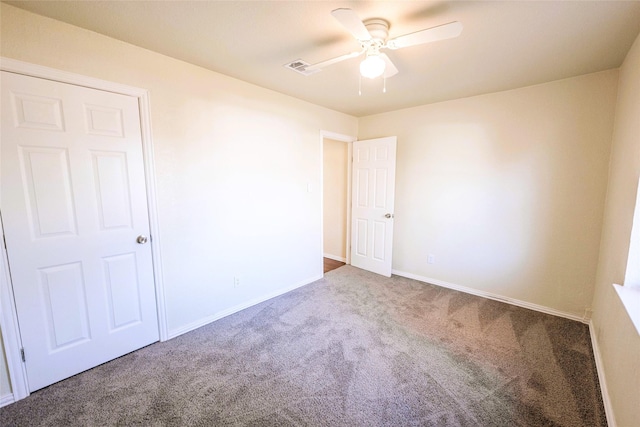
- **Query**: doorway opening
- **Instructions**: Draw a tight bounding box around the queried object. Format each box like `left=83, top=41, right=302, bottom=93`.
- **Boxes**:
left=321, top=131, right=354, bottom=275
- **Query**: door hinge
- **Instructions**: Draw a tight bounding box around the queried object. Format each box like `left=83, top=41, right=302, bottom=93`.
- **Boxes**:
left=20, top=348, right=25, bottom=362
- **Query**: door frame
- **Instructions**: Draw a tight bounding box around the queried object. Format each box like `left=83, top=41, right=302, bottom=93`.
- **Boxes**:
left=320, top=130, right=356, bottom=270
left=0, top=57, right=168, bottom=403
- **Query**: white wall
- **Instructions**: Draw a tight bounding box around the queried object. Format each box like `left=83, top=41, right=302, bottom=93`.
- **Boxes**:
left=359, top=71, right=618, bottom=317
left=0, top=3, right=357, bottom=343
left=591, top=32, right=640, bottom=427
left=323, top=138, right=348, bottom=260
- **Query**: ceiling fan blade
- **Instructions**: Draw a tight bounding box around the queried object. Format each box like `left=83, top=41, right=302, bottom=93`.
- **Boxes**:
left=380, top=53, right=398, bottom=78
left=306, top=51, right=363, bottom=71
left=386, top=21, right=463, bottom=50
left=331, top=8, right=371, bottom=41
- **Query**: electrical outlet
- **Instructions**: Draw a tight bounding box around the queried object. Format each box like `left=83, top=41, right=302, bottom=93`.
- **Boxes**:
left=427, top=254, right=435, bottom=264
left=234, top=277, right=240, bottom=287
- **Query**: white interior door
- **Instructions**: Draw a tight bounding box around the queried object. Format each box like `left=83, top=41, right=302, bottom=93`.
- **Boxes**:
left=1, top=71, right=159, bottom=392
left=350, top=136, right=397, bottom=277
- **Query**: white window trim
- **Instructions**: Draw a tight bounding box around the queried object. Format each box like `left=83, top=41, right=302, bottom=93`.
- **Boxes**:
left=614, top=176, right=640, bottom=335
left=613, top=284, right=640, bottom=335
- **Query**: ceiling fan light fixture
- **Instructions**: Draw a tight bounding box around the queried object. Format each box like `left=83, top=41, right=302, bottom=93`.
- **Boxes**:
left=360, top=54, right=386, bottom=79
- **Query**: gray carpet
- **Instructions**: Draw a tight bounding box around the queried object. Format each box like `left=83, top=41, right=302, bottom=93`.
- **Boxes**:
left=0, top=266, right=606, bottom=426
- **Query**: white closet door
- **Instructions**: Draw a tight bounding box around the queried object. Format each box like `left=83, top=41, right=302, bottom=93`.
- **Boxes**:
left=1, top=71, right=159, bottom=391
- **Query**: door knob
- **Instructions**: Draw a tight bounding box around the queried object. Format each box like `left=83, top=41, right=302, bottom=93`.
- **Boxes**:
left=136, top=235, right=148, bottom=244
left=384, top=213, right=394, bottom=219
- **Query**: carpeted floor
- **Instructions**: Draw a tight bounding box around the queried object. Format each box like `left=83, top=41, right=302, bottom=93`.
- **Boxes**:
left=0, top=266, right=606, bottom=426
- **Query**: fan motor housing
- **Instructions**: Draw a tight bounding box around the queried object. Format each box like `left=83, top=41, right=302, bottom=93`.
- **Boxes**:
left=363, top=18, right=390, bottom=42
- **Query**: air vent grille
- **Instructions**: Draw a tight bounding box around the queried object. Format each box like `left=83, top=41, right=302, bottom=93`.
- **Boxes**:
left=283, top=59, right=320, bottom=76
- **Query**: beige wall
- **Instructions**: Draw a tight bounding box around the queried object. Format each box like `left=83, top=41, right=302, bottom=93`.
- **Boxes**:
left=359, top=71, right=618, bottom=317
left=1, top=4, right=637, bottom=422
left=591, top=32, right=640, bottom=427
left=0, top=2, right=357, bottom=353
left=323, top=139, right=348, bottom=260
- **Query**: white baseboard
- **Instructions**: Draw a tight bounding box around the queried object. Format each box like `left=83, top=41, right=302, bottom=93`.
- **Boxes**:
left=323, top=253, right=346, bottom=263
left=391, top=269, right=585, bottom=323
left=589, top=321, right=616, bottom=427
left=0, top=393, right=15, bottom=408
left=167, top=274, right=323, bottom=339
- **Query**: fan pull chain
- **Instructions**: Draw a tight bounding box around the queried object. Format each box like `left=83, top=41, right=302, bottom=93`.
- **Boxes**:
left=383, top=77, right=387, bottom=93
left=358, top=75, right=362, bottom=96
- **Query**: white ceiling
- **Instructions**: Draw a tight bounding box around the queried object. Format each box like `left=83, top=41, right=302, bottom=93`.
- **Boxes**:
left=5, top=1, right=640, bottom=117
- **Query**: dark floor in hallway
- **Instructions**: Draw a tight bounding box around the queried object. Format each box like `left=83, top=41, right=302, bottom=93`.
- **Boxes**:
left=323, top=257, right=345, bottom=273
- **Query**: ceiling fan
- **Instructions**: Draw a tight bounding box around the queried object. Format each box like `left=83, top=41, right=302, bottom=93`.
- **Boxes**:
left=287, top=8, right=463, bottom=80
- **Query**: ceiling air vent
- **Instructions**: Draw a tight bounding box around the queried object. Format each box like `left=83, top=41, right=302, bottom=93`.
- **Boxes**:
left=284, top=59, right=320, bottom=76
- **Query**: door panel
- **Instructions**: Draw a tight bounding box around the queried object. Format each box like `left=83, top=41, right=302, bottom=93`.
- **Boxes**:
left=1, top=71, right=159, bottom=392
left=356, top=169, right=369, bottom=207
left=374, top=168, right=388, bottom=208
left=84, top=104, right=125, bottom=137
left=12, top=92, right=65, bottom=131
left=20, top=146, right=77, bottom=237
left=102, top=252, right=143, bottom=330
left=40, top=262, right=91, bottom=350
left=373, top=221, right=386, bottom=260
left=356, top=219, right=368, bottom=256
left=92, top=151, right=133, bottom=229
left=350, top=137, right=397, bottom=277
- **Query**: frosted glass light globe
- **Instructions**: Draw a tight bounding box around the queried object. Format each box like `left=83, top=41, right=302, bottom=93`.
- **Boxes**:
left=360, top=55, right=386, bottom=79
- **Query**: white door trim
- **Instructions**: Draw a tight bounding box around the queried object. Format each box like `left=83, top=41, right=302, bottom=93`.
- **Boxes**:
left=320, top=130, right=356, bottom=270
left=0, top=57, right=168, bottom=403
left=0, top=216, right=28, bottom=402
